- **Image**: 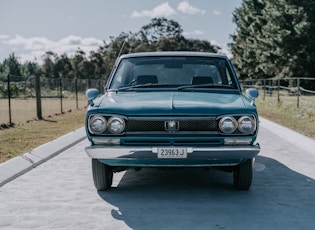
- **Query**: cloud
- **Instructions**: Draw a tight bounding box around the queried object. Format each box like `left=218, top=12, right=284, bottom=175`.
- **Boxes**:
left=0, top=34, right=9, bottom=39
left=183, top=30, right=205, bottom=36
left=212, top=10, right=221, bottom=15
left=177, top=1, right=205, bottom=15
left=3, top=35, right=103, bottom=63
left=210, top=40, right=231, bottom=58
left=131, top=2, right=176, bottom=18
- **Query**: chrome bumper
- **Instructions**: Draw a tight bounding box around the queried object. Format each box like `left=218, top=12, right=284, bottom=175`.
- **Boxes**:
left=85, top=144, right=260, bottom=160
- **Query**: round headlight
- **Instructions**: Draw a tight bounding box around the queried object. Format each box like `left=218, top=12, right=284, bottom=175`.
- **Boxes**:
left=89, top=116, right=107, bottom=134
left=238, top=116, right=256, bottom=134
left=108, top=117, right=125, bottom=134
left=219, top=117, right=238, bottom=134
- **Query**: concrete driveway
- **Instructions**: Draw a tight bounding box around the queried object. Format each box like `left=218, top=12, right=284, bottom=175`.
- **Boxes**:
left=0, top=119, right=315, bottom=229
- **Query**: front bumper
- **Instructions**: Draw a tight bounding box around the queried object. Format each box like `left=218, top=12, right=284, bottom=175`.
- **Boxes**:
left=84, top=144, right=260, bottom=167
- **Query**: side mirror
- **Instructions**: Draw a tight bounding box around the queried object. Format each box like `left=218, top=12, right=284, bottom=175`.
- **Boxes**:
left=246, top=88, right=259, bottom=101
left=86, top=88, right=100, bottom=106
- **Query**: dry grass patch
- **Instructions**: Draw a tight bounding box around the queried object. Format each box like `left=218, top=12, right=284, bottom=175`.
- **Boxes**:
left=256, top=95, right=315, bottom=139
left=0, top=109, right=86, bottom=163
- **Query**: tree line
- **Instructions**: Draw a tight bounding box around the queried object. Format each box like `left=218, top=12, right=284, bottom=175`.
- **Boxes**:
left=230, top=0, right=315, bottom=84
left=1, top=0, right=315, bottom=87
left=0, top=18, right=219, bottom=81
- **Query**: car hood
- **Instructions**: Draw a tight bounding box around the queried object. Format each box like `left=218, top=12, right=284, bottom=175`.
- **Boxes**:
left=93, top=91, right=252, bottom=116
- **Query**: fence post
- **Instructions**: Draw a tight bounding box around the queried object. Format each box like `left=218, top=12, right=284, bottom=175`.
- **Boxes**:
left=277, top=77, right=280, bottom=103
left=297, top=78, right=300, bottom=109
left=75, top=77, right=79, bottom=109
left=7, top=74, right=12, bottom=124
left=263, top=79, right=266, bottom=100
left=35, top=74, right=43, bottom=120
left=59, top=77, right=63, bottom=114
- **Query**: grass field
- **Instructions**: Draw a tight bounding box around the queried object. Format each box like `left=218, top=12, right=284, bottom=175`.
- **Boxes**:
left=0, top=96, right=87, bottom=124
left=256, top=94, right=315, bottom=139
left=0, top=109, right=86, bottom=163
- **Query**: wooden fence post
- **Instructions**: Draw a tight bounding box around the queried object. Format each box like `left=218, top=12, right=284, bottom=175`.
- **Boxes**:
left=263, top=79, right=266, bottom=100
left=7, top=74, right=12, bottom=124
left=75, top=78, right=79, bottom=109
left=277, top=77, right=280, bottom=103
left=59, top=77, right=63, bottom=114
left=35, top=74, right=43, bottom=120
left=297, top=78, right=300, bottom=109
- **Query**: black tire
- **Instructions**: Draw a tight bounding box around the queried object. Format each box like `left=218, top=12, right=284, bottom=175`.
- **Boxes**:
left=92, top=159, right=113, bottom=191
left=233, top=159, right=253, bottom=190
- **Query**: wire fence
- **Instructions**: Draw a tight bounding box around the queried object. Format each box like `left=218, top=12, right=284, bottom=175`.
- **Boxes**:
left=0, top=74, right=106, bottom=125
left=240, top=77, right=315, bottom=110
left=2, top=75, right=314, bottom=125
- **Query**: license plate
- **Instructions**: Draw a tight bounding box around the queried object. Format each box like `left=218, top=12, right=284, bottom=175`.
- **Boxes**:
left=157, top=147, right=187, bottom=159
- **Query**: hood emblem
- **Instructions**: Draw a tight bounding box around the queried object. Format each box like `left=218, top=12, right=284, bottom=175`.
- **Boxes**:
left=165, top=120, right=179, bottom=132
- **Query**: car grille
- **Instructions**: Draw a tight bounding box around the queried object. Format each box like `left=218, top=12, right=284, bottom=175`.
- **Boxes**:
left=126, top=118, right=218, bottom=132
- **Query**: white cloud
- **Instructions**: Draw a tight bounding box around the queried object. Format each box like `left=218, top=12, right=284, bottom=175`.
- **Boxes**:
left=212, top=10, right=221, bottom=15
left=3, top=35, right=103, bottom=63
left=131, top=2, right=176, bottom=18
left=177, top=1, right=205, bottom=15
left=183, top=30, right=204, bottom=36
left=0, top=34, right=9, bottom=39
left=210, top=40, right=231, bottom=58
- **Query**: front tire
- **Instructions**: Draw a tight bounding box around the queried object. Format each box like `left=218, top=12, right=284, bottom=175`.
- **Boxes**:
left=233, top=159, right=253, bottom=190
left=92, top=159, right=113, bottom=191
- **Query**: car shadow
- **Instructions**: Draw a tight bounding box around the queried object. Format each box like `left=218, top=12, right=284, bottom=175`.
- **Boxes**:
left=98, top=156, right=315, bottom=230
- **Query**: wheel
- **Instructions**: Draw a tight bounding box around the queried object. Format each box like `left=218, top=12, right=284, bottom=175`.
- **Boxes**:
left=92, top=159, right=113, bottom=191
left=233, top=159, right=253, bottom=190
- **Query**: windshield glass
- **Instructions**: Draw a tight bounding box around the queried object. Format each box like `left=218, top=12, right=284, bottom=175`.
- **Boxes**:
left=109, top=56, right=238, bottom=90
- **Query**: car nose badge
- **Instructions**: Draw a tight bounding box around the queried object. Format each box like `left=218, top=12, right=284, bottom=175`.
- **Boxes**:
left=165, top=120, right=179, bottom=132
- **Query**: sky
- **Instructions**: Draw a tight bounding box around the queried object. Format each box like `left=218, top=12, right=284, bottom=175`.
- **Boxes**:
left=0, top=0, right=242, bottom=63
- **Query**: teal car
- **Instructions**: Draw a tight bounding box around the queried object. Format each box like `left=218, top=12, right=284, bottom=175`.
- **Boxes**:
left=85, top=52, right=260, bottom=191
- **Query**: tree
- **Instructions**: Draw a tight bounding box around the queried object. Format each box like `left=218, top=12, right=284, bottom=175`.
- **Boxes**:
left=230, top=0, right=267, bottom=79
left=140, top=17, right=184, bottom=43
left=230, top=0, right=315, bottom=81
left=42, top=51, right=57, bottom=78
left=21, top=61, right=41, bottom=77
left=54, top=54, right=73, bottom=78
left=1, top=53, right=22, bottom=76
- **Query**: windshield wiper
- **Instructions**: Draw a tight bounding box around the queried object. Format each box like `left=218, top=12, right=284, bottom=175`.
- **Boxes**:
left=177, top=84, right=234, bottom=91
left=116, top=83, right=174, bottom=91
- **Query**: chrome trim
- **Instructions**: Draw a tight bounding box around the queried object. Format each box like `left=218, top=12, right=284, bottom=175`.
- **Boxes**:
left=125, top=131, right=219, bottom=135
left=85, top=143, right=260, bottom=160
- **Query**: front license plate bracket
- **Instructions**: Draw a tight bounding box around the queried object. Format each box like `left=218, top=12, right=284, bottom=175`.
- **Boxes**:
left=157, top=147, right=187, bottom=159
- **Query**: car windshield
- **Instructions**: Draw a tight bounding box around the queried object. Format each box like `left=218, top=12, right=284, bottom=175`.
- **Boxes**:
left=108, top=56, right=238, bottom=91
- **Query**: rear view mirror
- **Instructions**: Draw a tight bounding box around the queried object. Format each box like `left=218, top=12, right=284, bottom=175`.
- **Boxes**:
left=86, top=88, right=100, bottom=106
left=246, top=88, right=259, bottom=101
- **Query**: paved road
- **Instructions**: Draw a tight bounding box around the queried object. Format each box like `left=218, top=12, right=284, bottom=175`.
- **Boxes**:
left=1, top=124, right=315, bottom=229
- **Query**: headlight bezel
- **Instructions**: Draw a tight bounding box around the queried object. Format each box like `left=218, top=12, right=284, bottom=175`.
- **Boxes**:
left=88, top=115, right=107, bottom=134
left=88, top=114, right=126, bottom=135
left=219, top=116, right=238, bottom=134
left=238, top=116, right=256, bottom=134
left=218, top=115, right=257, bottom=135
left=107, top=116, right=126, bottom=134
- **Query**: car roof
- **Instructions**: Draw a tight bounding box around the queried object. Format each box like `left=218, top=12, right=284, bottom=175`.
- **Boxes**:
left=119, top=51, right=228, bottom=59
